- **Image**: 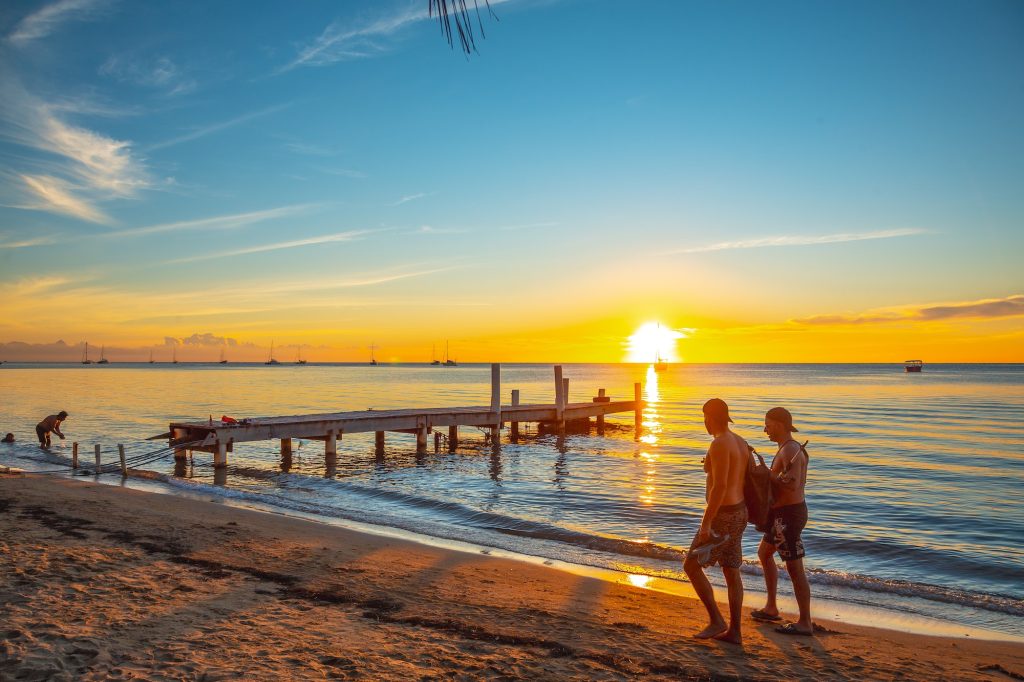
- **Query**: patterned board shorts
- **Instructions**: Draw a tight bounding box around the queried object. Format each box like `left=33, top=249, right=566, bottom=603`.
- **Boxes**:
left=763, top=501, right=808, bottom=561
left=689, top=502, right=748, bottom=569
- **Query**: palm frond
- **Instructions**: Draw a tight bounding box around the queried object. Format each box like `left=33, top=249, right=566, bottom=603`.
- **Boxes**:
left=429, top=0, right=498, bottom=55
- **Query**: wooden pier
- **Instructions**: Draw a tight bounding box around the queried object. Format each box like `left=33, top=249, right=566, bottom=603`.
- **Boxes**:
left=164, top=364, right=644, bottom=468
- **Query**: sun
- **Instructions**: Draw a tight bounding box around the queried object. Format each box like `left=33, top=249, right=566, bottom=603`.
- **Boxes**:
left=626, top=322, right=685, bottom=363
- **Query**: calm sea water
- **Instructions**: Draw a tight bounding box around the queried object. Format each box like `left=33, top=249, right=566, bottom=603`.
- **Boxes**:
left=2, top=363, right=1022, bottom=638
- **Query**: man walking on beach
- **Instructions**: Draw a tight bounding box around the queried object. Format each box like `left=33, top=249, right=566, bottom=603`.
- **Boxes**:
left=36, top=411, right=68, bottom=448
left=683, top=398, right=749, bottom=644
left=752, top=407, right=813, bottom=635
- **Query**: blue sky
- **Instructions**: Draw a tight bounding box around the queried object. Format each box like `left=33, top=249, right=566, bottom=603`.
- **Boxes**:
left=1, top=0, right=1022, bottom=361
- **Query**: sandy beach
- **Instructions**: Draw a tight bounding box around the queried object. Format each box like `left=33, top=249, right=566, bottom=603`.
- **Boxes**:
left=1, top=473, right=1021, bottom=681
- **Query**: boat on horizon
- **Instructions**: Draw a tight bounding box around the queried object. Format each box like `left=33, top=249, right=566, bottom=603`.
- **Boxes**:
left=81, top=342, right=93, bottom=365
left=905, top=359, right=924, bottom=373
left=295, top=345, right=306, bottom=365
left=430, top=344, right=441, bottom=366
left=97, top=346, right=110, bottom=364
left=369, top=343, right=378, bottom=366
left=172, top=346, right=178, bottom=364
left=265, top=341, right=280, bottom=366
left=219, top=348, right=228, bottom=365
left=149, top=350, right=155, bottom=364
left=443, top=341, right=457, bottom=367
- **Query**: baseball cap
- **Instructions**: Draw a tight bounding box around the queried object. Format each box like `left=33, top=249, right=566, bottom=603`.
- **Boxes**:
left=702, top=398, right=733, bottom=423
left=765, top=406, right=798, bottom=432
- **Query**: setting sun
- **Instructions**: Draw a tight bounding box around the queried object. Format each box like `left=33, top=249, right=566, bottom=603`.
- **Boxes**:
left=626, top=322, right=686, bottom=363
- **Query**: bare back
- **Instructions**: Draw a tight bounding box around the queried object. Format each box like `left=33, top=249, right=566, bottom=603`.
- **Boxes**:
left=704, top=430, right=750, bottom=508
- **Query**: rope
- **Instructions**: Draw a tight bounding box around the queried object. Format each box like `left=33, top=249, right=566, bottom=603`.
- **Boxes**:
left=9, top=440, right=204, bottom=476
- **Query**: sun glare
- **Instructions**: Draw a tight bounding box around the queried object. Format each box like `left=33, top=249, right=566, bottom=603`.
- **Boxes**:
left=626, top=322, right=685, bottom=363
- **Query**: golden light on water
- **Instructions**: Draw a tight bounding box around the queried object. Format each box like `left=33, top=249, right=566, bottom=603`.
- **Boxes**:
left=626, top=322, right=685, bottom=363
left=626, top=573, right=653, bottom=589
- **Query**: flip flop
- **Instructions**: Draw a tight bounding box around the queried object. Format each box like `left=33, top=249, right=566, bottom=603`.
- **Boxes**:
left=751, top=609, right=781, bottom=622
left=775, top=622, right=814, bottom=636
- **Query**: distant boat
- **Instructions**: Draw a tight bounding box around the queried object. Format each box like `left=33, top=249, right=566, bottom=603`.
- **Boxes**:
left=295, top=346, right=306, bottom=365
left=265, top=341, right=280, bottom=366
left=219, top=348, right=228, bottom=365
left=97, top=346, right=109, bottom=364
left=81, top=342, right=93, bottom=365
left=443, top=341, right=457, bottom=367
left=904, top=360, right=923, bottom=373
left=149, top=350, right=155, bottom=364
left=430, top=344, right=441, bottom=366
left=654, top=356, right=668, bottom=372
left=369, top=343, right=378, bottom=366
left=172, top=347, right=179, bottom=364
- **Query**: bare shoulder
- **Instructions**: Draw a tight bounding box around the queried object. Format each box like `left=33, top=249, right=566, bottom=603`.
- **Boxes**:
left=779, top=440, right=805, bottom=462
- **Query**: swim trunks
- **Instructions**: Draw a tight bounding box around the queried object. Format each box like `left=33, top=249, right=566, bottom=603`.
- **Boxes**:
left=36, top=424, right=49, bottom=446
left=763, top=501, right=807, bottom=561
left=689, top=501, right=748, bottom=569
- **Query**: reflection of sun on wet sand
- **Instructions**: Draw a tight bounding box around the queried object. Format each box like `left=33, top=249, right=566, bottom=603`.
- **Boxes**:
left=2, top=474, right=1022, bottom=681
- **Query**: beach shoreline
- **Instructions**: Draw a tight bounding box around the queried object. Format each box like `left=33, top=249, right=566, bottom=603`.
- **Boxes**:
left=2, top=473, right=1022, bottom=681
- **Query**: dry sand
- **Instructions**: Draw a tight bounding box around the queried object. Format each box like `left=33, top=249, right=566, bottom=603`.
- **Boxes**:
left=2, top=474, right=1022, bottom=681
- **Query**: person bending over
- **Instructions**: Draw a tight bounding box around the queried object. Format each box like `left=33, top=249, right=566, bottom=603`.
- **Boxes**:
left=36, top=411, right=68, bottom=448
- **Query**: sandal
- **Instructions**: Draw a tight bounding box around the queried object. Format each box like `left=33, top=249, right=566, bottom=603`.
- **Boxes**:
left=775, top=622, right=814, bottom=636
left=751, top=609, right=781, bottom=622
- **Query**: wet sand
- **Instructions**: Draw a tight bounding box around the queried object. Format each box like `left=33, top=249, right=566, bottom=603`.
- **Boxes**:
left=2, top=474, right=1022, bottom=681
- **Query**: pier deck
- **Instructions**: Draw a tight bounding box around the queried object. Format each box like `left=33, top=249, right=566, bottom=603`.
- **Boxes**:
left=163, top=364, right=644, bottom=468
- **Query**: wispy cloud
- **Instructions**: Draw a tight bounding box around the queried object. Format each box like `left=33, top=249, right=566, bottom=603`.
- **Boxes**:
left=394, top=191, right=432, bottom=206
left=1, top=275, right=73, bottom=296
left=7, top=0, right=112, bottom=46
left=97, top=203, right=321, bottom=238
left=406, top=225, right=468, bottom=235
left=0, top=75, right=150, bottom=222
left=19, top=174, right=109, bottom=222
left=314, top=166, right=367, bottom=179
left=99, top=54, right=195, bottom=96
left=165, top=229, right=374, bottom=264
left=792, top=294, right=1024, bottom=326
left=0, top=235, right=57, bottom=249
left=147, top=103, right=290, bottom=151
left=668, top=228, right=928, bottom=254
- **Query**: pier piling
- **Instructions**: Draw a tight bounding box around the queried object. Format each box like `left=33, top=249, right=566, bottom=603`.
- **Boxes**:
left=510, top=390, right=520, bottom=442
left=634, top=382, right=643, bottom=439
left=72, top=442, right=78, bottom=469
left=94, top=444, right=101, bottom=472
left=118, top=444, right=127, bottom=477
left=448, top=425, right=458, bottom=452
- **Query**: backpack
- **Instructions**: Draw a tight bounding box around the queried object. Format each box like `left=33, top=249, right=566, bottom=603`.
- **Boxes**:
left=744, top=446, right=773, bottom=533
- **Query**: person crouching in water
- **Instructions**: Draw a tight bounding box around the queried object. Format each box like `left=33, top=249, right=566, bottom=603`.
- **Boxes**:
left=753, top=407, right=813, bottom=635
left=683, top=398, right=750, bottom=644
left=36, top=411, right=68, bottom=448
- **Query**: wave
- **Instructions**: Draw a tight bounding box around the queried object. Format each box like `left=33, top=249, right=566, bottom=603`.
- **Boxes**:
left=156, top=467, right=1024, bottom=619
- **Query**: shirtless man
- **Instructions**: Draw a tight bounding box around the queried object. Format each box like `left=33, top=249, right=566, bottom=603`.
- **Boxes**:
left=683, top=398, right=750, bottom=644
left=36, top=411, right=68, bottom=448
left=753, top=406, right=813, bottom=635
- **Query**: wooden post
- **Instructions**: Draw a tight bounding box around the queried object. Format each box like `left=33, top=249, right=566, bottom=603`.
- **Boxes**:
left=72, top=442, right=78, bottom=469
left=94, top=444, right=101, bottom=472
left=214, top=440, right=228, bottom=468
left=596, top=388, right=606, bottom=435
left=510, top=390, right=520, bottom=443
left=491, top=363, right=501, bottom=425
left=554, top=365, right=564, bottom=432
left=434, top=431, right=441, bottom=452
left=634, top=382, right=643, bottom=439
left=416, top=424, right=428, bottom=453
left=448, top=425, right=458, bottom=452
left=562, top=378, right=570, bottom=408
left=174, top=447, right=187, bottom=462
left=281, top=438, right=293, bottom=457
left=375, top=431, right=385, bottom=453
left=118, top=444, right=127, bottom=477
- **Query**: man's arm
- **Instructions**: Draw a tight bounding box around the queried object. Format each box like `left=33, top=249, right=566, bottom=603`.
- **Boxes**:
left=699, top=439, right=730, bottom=539
left=53, top=421, right=65, bottom=439
left=771, top=442, right=803, bottom=489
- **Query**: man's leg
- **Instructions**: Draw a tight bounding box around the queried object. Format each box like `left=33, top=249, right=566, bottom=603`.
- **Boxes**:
left=757, top=539, right=779, bottom=617
left=683, top=555, right=727, bottom=638
left=785, top=558, right=813, bottom=634
left=713, top=567, right=744, bottom=644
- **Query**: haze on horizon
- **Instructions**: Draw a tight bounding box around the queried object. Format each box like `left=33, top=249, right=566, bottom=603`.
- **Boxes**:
left=1, top=0, right=1022, bottom=363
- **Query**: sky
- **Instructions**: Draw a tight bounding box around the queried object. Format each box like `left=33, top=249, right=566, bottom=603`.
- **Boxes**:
left=1, top=0, right=1022, bottom=363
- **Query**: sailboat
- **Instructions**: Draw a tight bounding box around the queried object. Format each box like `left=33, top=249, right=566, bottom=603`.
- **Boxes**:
left=653, top=323, right=668, bottom=372
left=265, top=341, right=280, bottom=365
left=295, top=345, right=307, bottom=365
left=149, top=350, right=155, bottom=364
left=430, top=344, right=441, bottom=366
left=369, top=343, right=378, bottom=366
left=81, top=342, right=93, bottom=365
left=219, top=347, right=228, bottom=364
left=172, top=347, right=179, bottom=364
left=97, top=346, right=109, bottom=364
left=443, top=341, right=457, bottom=367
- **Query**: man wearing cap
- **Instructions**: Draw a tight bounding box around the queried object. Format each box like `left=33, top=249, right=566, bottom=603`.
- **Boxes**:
left=683, top=398, right=750, bottom=644
left=752, top=407, right=813, bottom=636
left=36, top=411, right=68, bottom=448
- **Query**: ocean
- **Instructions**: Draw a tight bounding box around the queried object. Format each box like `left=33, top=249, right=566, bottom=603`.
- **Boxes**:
left=2, top=362, right=1022, bottom=640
